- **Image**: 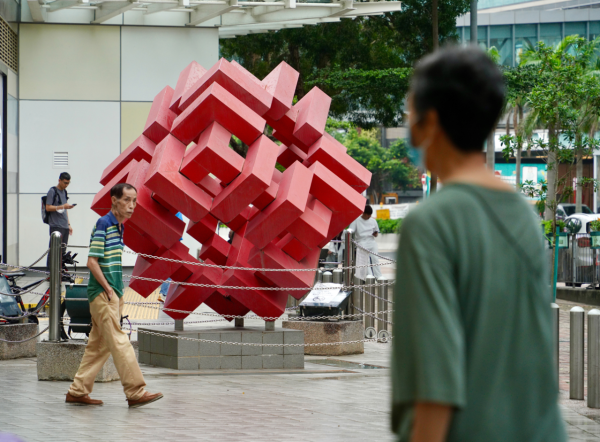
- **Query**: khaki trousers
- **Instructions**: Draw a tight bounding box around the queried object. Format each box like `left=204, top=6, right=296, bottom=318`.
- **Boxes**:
left=68, top=293, right=146, bottom=400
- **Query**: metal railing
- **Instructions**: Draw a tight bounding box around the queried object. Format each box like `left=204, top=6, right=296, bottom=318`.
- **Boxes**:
left=548, top=233, right=599, bottom=286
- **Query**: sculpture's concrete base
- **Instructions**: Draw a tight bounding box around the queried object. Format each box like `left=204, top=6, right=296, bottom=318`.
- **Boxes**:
left=37, top=340, right=139, bottom=382
left=0, top=323, right=38, bottom=360
left=138, top=326, right=304, bottom=370
left=281, top=320, right=364, bottom=355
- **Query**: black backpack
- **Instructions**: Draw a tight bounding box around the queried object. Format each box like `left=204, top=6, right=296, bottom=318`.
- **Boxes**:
left=41, top=187, right=68, bottom=224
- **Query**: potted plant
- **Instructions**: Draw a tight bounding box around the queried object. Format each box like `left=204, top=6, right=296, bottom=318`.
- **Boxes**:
left=590, top=218, right=600, bottom=249
left=542, top=220, right=568, bottom=248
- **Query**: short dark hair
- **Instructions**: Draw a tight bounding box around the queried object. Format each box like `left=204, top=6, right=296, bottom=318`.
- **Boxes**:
left=364, top=205, right=373, bottom=216
left=59, top=172, right=71, bottom=181
left=411, top=46, right=505, bottom=153
left=111, top=183, right=137, bottom=200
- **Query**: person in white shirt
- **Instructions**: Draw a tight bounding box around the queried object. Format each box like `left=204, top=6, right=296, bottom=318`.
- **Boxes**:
left=349, top=205, right=382, bottom=279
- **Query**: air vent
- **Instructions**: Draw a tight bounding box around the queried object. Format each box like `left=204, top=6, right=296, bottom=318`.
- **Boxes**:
left=53, top=152, right=69, bottom=169
left=0, top=17, right=17, bottom=73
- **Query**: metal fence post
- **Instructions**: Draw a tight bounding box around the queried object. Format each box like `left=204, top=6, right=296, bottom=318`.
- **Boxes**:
left=380, top=279, right=392, bottom=332
left=365, top=275, right=375, bottom=329
left=323, top=271, right=333, bottom=283
left=317, top=269, right=323, bottom=283
left=344, top=229, right=354, bottom=286
left=352, top=275, right=362, bottom=318
left=551, top=303, right=560, bottom=382
left=332, top=269, right=343, bottom=284
left=589, top=309, right=600, bottom=408
left=572, top=234, right=577, bottom=286
left=48, top=231, right=62, bottom=342
left=570, top=306, right=585, bottom=400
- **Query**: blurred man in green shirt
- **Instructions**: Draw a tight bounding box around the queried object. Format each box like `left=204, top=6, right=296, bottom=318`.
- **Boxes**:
left=392, top=46, right=566, bottom=442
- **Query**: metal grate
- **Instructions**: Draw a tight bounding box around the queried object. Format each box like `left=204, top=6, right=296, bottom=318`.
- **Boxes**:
left=0, top=16, right=17, bottom=72
left=53, top=152, right=69, bottom=168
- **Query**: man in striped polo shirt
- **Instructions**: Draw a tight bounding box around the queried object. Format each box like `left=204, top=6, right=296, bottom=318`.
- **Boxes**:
left=66, top=183, right=163, bottom=408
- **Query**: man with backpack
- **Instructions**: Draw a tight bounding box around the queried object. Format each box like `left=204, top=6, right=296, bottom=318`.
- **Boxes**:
left=44, top=172, right=75, bottom=264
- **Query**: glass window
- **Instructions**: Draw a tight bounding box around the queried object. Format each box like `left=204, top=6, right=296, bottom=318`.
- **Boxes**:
left=540, top=23, right=562, bottom=49
left=590, top=21, right=600, bottom=40
left=490, top=25, right=513, bottom=66
left=565, top=22, right=586, bottom=38
left=463, top=26, right=470, bottom=45
left=478, top=26, right=488, bottom=50
left=515, top=24, right=537, bottom=65
left=463, top=26, right=488, bottom=49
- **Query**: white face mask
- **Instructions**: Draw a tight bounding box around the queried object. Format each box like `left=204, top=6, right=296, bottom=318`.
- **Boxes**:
left=56, top=208, right=65, bottom=214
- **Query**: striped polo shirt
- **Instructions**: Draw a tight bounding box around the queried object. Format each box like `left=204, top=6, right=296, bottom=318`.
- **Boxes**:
left=87, top=210, right=125, bottom=302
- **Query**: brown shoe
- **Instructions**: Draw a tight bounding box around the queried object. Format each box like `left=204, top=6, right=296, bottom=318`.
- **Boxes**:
left=65, top=392, right=103, bottom=406
left=127, top=391, right=163, bottom=408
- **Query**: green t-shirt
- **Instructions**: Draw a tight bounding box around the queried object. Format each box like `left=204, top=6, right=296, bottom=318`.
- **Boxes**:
left=392, top=183, right=566, bottom=442
left=87, top=211, right=125, bottom=302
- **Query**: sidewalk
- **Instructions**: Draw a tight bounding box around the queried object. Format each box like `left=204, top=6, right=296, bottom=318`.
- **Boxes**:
left=0, top=332, right=598, bottom=441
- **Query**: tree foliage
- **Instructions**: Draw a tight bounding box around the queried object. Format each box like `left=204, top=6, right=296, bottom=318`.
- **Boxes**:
left=500, top=37, right=600, bottom=227
left=327, top=119, right=419, bottom=201
left=220, top=0, right=470, bottom=128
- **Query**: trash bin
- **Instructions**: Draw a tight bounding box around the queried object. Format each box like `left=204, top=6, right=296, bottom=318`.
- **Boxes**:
left=65, top=284, right=91, bottom=334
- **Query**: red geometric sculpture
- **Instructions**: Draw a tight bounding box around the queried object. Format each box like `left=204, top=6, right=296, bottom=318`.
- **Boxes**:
left=92, top=59, right=371, bottom=321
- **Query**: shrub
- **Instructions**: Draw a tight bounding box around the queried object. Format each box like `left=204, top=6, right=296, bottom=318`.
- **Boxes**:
left=376, top=218, right=402, bottom=234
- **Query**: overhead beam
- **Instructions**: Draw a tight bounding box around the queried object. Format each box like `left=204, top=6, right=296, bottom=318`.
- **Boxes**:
left=144, top=1, right=178, bottom=14
left=187, top=0, right=238, bottom=25
left=222, top=5, right=338, bottom=25
left=27, top=0, right=47, bottom=21
left=48, top=0, right=89, bottom=12
left=346, top=1, right=401, bottom=15
left=91, top=0, right=139, bottom=23
left=219, top=16, right=341, bottom=34
left=328, top=0, right=354, bottom=17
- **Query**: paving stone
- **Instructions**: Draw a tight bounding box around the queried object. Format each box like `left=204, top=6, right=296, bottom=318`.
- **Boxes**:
left=262, top=331, right=283, bottom=355
left=199, top=332, right=221, bottom=356
left=139, top=351, right=151, bottom=365
left=138, top=331, right=147, bottom=352
left=282, top=329, right=304, bottom=355
left=283, top=354, right=304, bottom=369
left=164, top=355, right=177, bottom=369
left=199, top=356, right=221, bottom=369
left=220, top=332, right=242, bottom=356
left=150, top=333, right=164, bottom=355
left=151, top=353, right=165, bottom=367
left=241, top=331, right=262, bottom=356
left=0, top=324, right=38, bottom=360
left=177, top=333, right=200, bottom=357
left=241, top=355, right=262, bottom=369
left=221, top=356, right=242, bottom=369
left=176, top=357, right=199, bottom=370
left=282, top=320, right=363, bottom=355
left=262, top=354, right=284, bottom=369
left=37, top=340, right=138, bottom=382
left=162, top=334, right=179, bottom=357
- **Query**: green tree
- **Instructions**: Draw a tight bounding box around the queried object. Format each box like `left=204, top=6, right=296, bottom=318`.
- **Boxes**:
left=220, top=0, right=470, bottom=128
left=327, top=120, right=419, bottom=202
left=500, top=63, right=538, bottom=184
left=502, top=36, right=600, bottom=229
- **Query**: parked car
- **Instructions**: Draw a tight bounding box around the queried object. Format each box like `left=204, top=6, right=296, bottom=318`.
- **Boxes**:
left=557, top=203, right=594, bottom=221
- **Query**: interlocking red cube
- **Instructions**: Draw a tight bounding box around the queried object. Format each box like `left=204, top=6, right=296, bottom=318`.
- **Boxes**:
left=93, top=59, right=371, bottom=321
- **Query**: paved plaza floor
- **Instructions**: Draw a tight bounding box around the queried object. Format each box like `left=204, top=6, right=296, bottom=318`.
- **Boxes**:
left=0, top=335, right=598, bottom=441
left=5, top=266, right=600, bottom=441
